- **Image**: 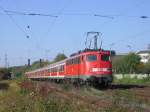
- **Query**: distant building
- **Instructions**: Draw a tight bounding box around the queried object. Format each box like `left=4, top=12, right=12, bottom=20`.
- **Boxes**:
left=137, top=50, right=150, bottom=63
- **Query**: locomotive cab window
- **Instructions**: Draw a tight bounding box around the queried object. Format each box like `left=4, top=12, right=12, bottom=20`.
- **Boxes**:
left=86, top=54, right=97, bottom=62
left=101, top=55, right=109, bottom=61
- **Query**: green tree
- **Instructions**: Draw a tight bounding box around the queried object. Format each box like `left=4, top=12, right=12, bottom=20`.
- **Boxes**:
left=125, top=53, right=141, bottom=73
left=54, top=53, right=67, bottom=62
left=112, top=53, right=141, bottom=74
left=145, top=61, right=150, bottom=75
left=112, top=56, right=124, bottom=73
left=29, top=60, right=50, bottom=70
left=0, top=68, right=5, bottom=80
left=26, top=53, right=67, bottom=71
left=0, top=68, right=11, bottom=80
left=136, top=62, right=146, bottom=74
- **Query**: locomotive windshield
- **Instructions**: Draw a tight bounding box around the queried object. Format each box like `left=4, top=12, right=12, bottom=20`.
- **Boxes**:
left=101, top=54, right=109, bottom=61
left=86, top=54, right=97, bottom=62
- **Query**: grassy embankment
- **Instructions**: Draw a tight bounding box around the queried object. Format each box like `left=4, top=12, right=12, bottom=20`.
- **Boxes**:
left=0, top=77, right=150, bottom=112
left=0, top=79, right=107, bottom=112
left=114, top=75, right=150, bottom=85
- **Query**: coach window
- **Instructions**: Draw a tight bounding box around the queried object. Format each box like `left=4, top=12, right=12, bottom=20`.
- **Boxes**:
left=86, top=54, right=97, bottom=62
left=101, top=55, right=109, bottom=61
left=74, top=57, right=80, bottom=64
left=72, top=58, right=75, bottom=64
left=78, top=57, right=81, bottom=63
left=48, top=69, right=51, bottom=72
left=58, top=65, right=64, bottom=72
left=67, top=59, right=73, bottom=65
left=61, top=65, right=64, bottom=71
left=66, top=60, right=69, bottom=65
left=81, top=56, right=84, bottom=62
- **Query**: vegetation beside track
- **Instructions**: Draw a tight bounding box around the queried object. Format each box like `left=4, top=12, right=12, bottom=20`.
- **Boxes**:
left=112, top=53, right=150, bottom=75
left=114, top=76, right=150, bottom=85
left=0, top=79, right=150, bottom=112
left=0, top=52, right=150, bottom=111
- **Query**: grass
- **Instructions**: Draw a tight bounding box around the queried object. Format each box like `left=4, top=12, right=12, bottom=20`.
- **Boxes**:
left=0, top=78, right=150, bottom=112
left=114, top=76, right=150, bottom=85
left=0, top=80, right=102, bottom=112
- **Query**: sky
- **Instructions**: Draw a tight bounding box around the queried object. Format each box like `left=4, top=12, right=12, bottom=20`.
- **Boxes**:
left=0, top=0, right=150, bottom=67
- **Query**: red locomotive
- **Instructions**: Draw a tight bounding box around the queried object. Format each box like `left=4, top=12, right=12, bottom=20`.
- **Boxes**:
left=25, top=32, right=113, bottom=86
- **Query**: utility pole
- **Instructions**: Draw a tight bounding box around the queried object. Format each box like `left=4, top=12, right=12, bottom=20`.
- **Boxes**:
left=5, top=53, right=8, bottom=68
left=40, top=58, right=42, bottom=67
left=28, top=58, right=30, bottom=67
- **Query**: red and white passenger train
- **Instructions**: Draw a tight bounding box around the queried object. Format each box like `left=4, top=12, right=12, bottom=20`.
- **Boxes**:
left=25, top=49, right=113, bottom=86
left=25, top=32, right=113, bottom=86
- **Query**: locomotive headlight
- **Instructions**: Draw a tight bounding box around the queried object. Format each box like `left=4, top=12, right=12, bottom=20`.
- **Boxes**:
left=92, top=68, right=102, bottom=72
left=91, top=68, right=112, bottom=72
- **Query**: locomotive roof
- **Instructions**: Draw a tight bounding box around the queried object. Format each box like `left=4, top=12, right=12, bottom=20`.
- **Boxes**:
left=70, top=49, right=110, bottom=57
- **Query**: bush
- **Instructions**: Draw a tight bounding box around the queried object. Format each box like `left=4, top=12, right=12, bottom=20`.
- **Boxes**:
left=112, top=53, right=141, bottom=74
left=114, top=76, right=150, bottom=85
left=0, top=68, right=11, bottom=80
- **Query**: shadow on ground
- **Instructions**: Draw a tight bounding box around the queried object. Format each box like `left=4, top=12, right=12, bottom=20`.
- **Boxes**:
left=109, top=84, right=147, bottom=90
left=0, top=83, right=9, bottom=90
left=95, top=84, right=147, bottom=90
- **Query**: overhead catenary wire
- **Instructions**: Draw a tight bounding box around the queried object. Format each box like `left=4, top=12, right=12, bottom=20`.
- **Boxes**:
left=0, top=5, right=45, bottom=63
left=94, top=14, right=114, bottom=19
left=44, top=0, right=72, bottom=38
left=1, top=8, right=149, bottom=42
left=106, top=28, right=150, bottom=52
left=1, top=5, right=149, bottom=45
left=1, top=1, right=149, bottom=66
left=114, top=28, right=150, bottom=44
left=0, top=9, right=149, bottom=19
left=0, top=6, right=29, bottom=37
left=4, top=10, right=58, bottom=18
